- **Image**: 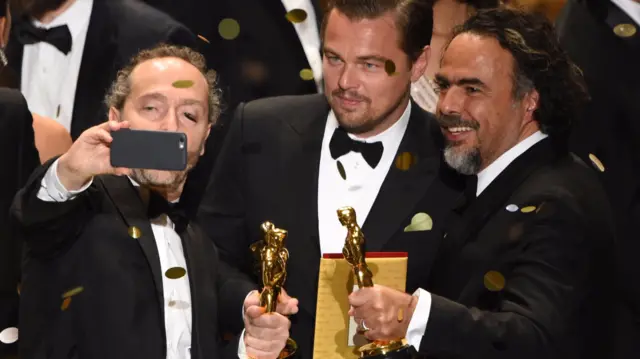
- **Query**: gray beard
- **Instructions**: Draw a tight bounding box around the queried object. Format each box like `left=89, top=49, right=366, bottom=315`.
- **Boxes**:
left=443, top=144, right=482, bottom=175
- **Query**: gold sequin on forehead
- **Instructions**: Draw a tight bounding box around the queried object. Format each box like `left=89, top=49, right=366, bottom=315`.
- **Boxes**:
left=172, top=80, right=194, bottom=89
left=614, top=23, right=636, bottom=38
left=385, top=60, right=397, bottom=76
left=299, top=68, right=314, bottom=81
left=483, top=271, right=505, bottom=292
left=218, top=18, right=240, bottom=40
left=589, top=153, right=605, bottom=172
left=197, top=34, right=210, bottom=44
left=285, top=9, right=308, bottom=23
left=165, top=267, right=187, bottom=279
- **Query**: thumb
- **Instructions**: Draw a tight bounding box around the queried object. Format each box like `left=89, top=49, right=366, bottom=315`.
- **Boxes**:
left=245, top=305, right=266, bottom=319
left=243, top=290, right=260, bottom=311
left=277, top=289, right=299, bottom=316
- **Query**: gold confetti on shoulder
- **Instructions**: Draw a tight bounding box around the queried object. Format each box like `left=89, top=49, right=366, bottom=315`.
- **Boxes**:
left=197, top=34, right=210, bottom=44
left=165, top=267, right=187, bottom=279
left=286, top=9, right=308, bottom=23
left=218, top=18, right=240, bottom=40
left=483, top=271, right=505, bottom=292
left=299, top=68, right=314, bottom=81
left=520, top=206, right=536, bottom=213
left=62, top=286, right=84, bottom=298
left=395, top=152, right=417, bottom=171
left=588, top=153, right=605, bottom=172
left=614, top=23, right=636, bottom=38
left=172, top=80, right=194, bottom=89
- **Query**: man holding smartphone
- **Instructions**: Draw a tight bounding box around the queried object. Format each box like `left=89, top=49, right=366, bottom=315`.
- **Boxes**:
left=11, top=44, right=294, bottom=359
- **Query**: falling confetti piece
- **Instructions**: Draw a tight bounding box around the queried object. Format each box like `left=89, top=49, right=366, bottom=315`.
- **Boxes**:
left=484, top=271, right=506, bottom=292
left=197, top=34, right=210, bottom=44
left=17, top=283, right=20, bottom=295
left=56, top=105, right=61, bottom=118
left=62, top=286, right=84, bottom=298
left=395, top=152, right=417, bottom=171
left=299, top=68, right=314, bottom=81
left=397, top=308, right=404, bottom=322
left=385, top=60, right=397, bottom=75
left=0, top=327, right=18, bottom=344
left=520, top=206, right=536, bottom=213
left=165, top=267, right=187, bottom=279
left=337, top=160, right=347, bottom=180
left=218, top=18, right=240, bottom=40
left=536, top=202, right=545, bottom=214
left=61, top=297, right=72, bottom=311
left=588, top=153, right=605, bottom=172
left=128, top=226, right=141, bottom=239
left=614, top=23, right=636, bottom=38
left=172, top=80, right=194, bottom=89
left=285, top=9, right=308, bottom=23
left=505, top=204, right=519, bottom=212
left=168, top=300, right=191, bottom=310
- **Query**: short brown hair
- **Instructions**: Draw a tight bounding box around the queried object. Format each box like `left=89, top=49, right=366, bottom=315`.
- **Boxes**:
left=104, top=44, right=221, bottom=124
left=321, top=0, right=435, bottom=62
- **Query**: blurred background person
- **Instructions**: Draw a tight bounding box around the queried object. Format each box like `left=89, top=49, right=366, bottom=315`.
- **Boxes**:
left=556, top=0, right=640, bottom=358
left=0, top=0, right=70, bottom=355
left=5, top=0, right=197, bottom=140
left=411, top=0, right=499, bottom=113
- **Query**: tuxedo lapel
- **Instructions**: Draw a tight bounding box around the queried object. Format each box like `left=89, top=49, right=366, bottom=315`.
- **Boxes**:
left=180, top=225, right=204, bottom=359
left=70, top=0, right=118, bottom=139
left=99, top=175, right=165, bottom=319
left=361, top=106, right=441, bottom=251
left=4, top=29, right=24, bottom=88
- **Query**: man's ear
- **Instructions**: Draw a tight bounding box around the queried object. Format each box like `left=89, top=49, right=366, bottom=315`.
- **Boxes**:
left=410, top=45, right=431, bottom=83
left=200, top=124, right=212, bottom=156
left=108, top=107, right=120, bottom=123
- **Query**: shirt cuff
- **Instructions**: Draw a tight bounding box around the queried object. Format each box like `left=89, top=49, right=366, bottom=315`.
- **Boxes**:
left=37, top=159, right=93, bottom=202
left=406, top=288, right=432, bottom=350
left=237, top=329, right=247, bottom=358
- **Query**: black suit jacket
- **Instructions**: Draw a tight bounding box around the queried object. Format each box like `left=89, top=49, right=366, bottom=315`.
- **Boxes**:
left=11, top=162, right=255, bottom=359
left=196, top=94, right=464, bottom=359
left=6, top=0, right=196, bottom=140
left=556, top=1, right=640, bottom=356
left=0, top=89, right=40, bottom=358
left=421, top=139, right=614, bottom=359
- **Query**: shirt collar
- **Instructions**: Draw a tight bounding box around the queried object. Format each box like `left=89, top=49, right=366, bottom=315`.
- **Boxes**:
left=476, top=131, right=548, bottom=196
left=612, top=0, right=640, bottom=27
left=32, top=0, right=93, bottom=39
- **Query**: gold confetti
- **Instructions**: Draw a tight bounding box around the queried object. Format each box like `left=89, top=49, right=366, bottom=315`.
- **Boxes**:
left=197, top=34, right=210, bottom=44
left=62, top=286, right=84, bottom=298
left=299, top=68, right=314, bottom=81
left=483, top=271, right=505, bottom=292
left=520, top=206, right=536, bottom=213
left=165, top=267, right=187, bottom=279
left=337, top=160, right=346, bottom=180
left=395, top=152, right=417, bottom=171
left=128, top=226, right=141, bottom=239
left=172, top=80, right=194, bottom=89
left=285, top=9, right=308, bottom=23
left=61, top=297, right=72, bottom=311
left=168, top=300, right=190, bottom=310
left=614, top=23, right=636, bottom=38
left=218, top=18, right=240, bottom=40
left=56, top=105, right=61, bottom=118
left=589, top=153, right=605, bottom=172
left=384, top=60, right=397, bottom=75
left=397, top=308, right=404, bottom=322
left=0, top=327, right=19, bottom=344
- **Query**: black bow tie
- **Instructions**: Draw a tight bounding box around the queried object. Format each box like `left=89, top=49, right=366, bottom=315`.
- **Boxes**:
left=147, top=191, right=188, bottom=233
left=329, top=127, right=384, bottom=168
left=13, top=19, right=72, bottom=55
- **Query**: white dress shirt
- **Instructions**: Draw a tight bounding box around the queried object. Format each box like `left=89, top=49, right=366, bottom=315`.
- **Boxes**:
left=280, top=0, right=323, bottom=92
left=612, top=0, right=640, bottom=26
left=36, top=159, right=248, bottom=359
left=317, top=102, right=412, bottom=254
left=21, top=0, right=93, bottom=131
left=405, top=131, right=548, bottom=349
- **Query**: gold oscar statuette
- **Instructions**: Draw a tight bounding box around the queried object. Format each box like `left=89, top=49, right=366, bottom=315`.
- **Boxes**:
left=250, top=221, right=298, bottom=358
left=338, top=207, right=418, bottom=359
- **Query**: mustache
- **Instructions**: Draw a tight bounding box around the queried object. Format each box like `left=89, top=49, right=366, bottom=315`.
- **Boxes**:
left=437, top=113, right=480, bottom=130
left=331, top=89, right=370, bottom=103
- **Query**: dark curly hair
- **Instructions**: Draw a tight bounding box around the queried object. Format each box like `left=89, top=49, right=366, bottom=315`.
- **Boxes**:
left=451, top=7, right=588, bottom=138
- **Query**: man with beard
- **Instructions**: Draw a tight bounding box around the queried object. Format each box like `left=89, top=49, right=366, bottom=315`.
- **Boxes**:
left=5, top=0, right=196, bottom=140
left=196, top=1, right=465, bottom=357
left=11, top=44, right=294, bottom=359
left=348, top=8, right=614, bottom=359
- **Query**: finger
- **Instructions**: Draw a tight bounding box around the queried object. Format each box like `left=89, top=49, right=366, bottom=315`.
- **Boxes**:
left=276, top=292, right=298, bottom=316
left=92, top=128, right=114, bottom=145
left=348, top=287, right=374, bottom=307
left=245, top=332, right=274, bottom=352
left=252, top=312, right=290, bottom=330
left=246, top=305, right=266, bottom=320
left=244, top=290, right=261, bottom=311
left=108, top=120, right=130, bottom=132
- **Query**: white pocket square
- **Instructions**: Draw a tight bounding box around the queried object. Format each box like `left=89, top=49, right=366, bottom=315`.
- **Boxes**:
left=404, top=212, right=433, bottom=232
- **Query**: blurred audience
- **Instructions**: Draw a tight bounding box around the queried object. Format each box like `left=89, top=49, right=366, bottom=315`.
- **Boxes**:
left=5, top=0, right=197, bottom=140
left=556, top=0, right=640, bottom=358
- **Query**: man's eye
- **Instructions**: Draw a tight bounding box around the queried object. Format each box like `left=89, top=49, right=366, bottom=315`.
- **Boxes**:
left=184, top=113, right=196, bottom=121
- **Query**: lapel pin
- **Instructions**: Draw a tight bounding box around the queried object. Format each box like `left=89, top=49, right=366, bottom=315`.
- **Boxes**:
left=614, top=23, right=636, bottom=38
left=404, top=212, right=433, bottom=232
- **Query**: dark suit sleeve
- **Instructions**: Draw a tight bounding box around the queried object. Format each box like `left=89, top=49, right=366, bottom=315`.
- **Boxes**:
left=197, top=103, right=256, bottom=277
left=11, top=159, right=98, bottom=259
left=420, top=197, right=600, bottom=358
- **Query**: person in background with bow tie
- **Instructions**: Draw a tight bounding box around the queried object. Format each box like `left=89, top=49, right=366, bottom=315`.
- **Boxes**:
left=11, top=44, right=295, bottom=359
left=196, top=1, right=465, bottom=357
left=5, top=0, right=197, bottom=141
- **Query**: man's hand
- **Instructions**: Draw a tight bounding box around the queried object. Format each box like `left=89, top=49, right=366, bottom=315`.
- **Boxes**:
left=243, top=289, right=298, bottom=359
left=57, top=121, right=131, bottom=191
left=348, top=285, right=417, bottom=341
